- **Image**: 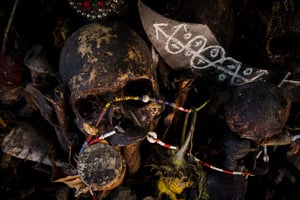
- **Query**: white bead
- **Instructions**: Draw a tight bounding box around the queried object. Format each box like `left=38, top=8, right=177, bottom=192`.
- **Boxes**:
left=142, top=95, right=149, bottom=103
left=147, top=131, right=157, bottom=143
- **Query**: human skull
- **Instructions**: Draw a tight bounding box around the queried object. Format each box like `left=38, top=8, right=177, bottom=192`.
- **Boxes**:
left=225, top=81, right=291, bottom=140
left=59, top=22, right=164, bottom=146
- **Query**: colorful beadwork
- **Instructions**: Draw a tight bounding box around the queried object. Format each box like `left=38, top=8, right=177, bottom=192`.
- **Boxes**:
left=79, top=95, right=251, bottom=177
left=68, top=0, right=127, bottom=21
left=147, top=131, right=254, bottom=176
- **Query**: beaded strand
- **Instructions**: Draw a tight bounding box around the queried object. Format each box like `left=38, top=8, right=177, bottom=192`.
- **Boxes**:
left=79, top=95, right=253, bottom=177
left=146, top=131, right=254, bottom=176
left=95, top=95, right=203, bottom=125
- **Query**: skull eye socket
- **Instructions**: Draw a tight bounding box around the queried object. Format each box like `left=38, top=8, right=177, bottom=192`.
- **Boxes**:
left=75, top=95, right=103, bottom=119
left=123, top=79, right=154, bottom=106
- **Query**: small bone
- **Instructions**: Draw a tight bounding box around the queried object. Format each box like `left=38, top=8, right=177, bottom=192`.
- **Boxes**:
left=123, top=142, right=141, bottom=175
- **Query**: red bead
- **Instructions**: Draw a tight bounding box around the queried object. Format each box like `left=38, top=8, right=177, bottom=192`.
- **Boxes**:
left=97, top=0, right=105, bottom=8
left=82, top=1, right=91, bottom=10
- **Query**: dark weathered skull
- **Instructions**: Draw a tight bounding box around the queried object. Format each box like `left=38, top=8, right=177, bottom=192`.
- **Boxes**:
left=225, top=81, right=291, bottom=140
left=59, top=22, right=163, bottom=146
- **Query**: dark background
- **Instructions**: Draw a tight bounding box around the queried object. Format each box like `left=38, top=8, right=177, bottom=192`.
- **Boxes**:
left=1, top=0, right=300, bottom=199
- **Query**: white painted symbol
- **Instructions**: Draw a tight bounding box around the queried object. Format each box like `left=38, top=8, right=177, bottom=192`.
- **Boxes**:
left=278, top=72, right=300, bottom=87
left=153, top=23, right=268, bottom=85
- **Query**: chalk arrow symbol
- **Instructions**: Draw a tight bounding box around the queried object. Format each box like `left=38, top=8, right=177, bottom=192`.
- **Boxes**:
left=153, top=23, right=169, bottom=40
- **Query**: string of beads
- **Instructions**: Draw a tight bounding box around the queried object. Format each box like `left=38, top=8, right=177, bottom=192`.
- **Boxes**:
left=95, top=95, right=201, bottom=126
left=146, top=131, right=254, bottom=176
left=81, top=95, right=254, bottom=176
